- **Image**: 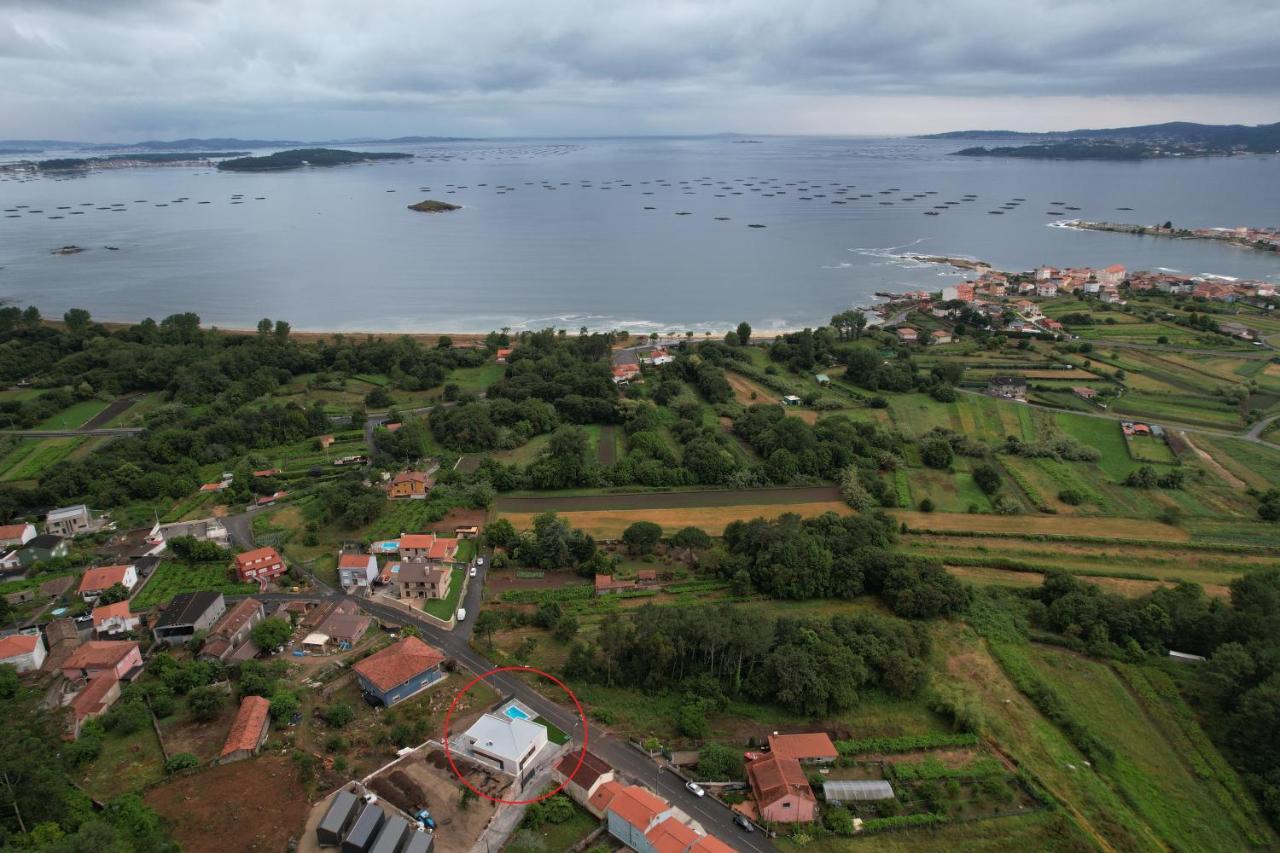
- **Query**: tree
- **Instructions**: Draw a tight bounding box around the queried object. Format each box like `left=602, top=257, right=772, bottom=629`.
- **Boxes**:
left=621, top=521, right=663, bottom=555
left=474, top=610, right=501, bottom=647
left=736, top=322, right=752, bottom=346
left=96, top=582, right=130, bottom=605
left=250, top=617, right=292, bottom=650
left=920, top=438, right=954, bottom=470
left=972, top=464, right=1001, bottom=495
left=187, top=685, right=225, bottom=722
left=63, top=308, right=92, bottom=335
left=696, top=743, right=743, bottom=781
left=670, top=526, right=712, bottom=559
left=269, top=690, right=299, bottom=724
left=553, top=615, right=580, bottom=642
left=365, top=386, right=393, bottom=409
left=321, top=702, right=356, bottom=727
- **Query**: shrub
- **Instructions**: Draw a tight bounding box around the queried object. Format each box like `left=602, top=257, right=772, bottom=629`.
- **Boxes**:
left=918, top=498, right=935, bottom=512
left=321, top=703, right=356, bottom=728
left=187, top=685, right=226, bottom=722
left=165, top=753, right=200, bottom=774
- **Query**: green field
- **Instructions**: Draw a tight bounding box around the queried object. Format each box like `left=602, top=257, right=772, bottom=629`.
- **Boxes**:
left=447, top=363, right=505, bottom=392
left=0, top=437, right=86, bottom=482
left=131, top=562, right=258, bottom=609
left=1026, top=647, right=1265, bottom=850
left=422, top=567, right=466, bottom=620
left=36, top=399, right=110, bottom=430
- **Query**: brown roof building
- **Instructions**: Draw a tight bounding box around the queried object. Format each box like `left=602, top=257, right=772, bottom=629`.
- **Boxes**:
left=220, top=695, right=271, bottom=762
left=748, top=755, right=815, bottom=823
left=352, top=637, right=447, bottom=706
left=767, top=732, right=838, bottom=763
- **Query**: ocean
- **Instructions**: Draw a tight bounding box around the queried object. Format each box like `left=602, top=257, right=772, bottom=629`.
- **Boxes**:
left=1, top=136, right=1277, bottom=333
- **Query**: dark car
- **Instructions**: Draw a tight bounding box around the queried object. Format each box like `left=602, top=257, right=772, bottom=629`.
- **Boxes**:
left=734, top=814, right=754, bottom=832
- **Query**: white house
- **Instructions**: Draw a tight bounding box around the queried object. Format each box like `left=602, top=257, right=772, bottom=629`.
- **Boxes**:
left=462, top=712, right=549, bottom=777
left=92, top=601, right=141, bottom=637
left=0, top=523, right=36, bottom=549
left=78, top=564, right=139, bottom=601
left=45, top=505, right=93, bottom=538
left=337, top=553, right=378, bottom=591
left=0, top=632, right=46, bottom=672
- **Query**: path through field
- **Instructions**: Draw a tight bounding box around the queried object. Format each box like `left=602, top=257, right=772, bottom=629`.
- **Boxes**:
left=1179, top=431, right=1246, bottom=490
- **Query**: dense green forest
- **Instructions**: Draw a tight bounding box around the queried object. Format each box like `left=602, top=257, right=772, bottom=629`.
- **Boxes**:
left=216, top=148, right=413, bottom=171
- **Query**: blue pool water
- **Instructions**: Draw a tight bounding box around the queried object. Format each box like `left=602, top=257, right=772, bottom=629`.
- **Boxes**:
left=504, top=705, right=530, bottom=720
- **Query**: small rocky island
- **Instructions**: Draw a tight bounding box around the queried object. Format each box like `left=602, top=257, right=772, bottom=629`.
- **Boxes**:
left=408, top=199, right=461, bottom=213
left=216, top=148, right=412, bottom=172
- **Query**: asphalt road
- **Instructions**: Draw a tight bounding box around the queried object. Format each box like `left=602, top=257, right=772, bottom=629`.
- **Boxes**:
left=253, top=567, right=771, bottom=852
left=0, top=427, right=143, bottom=437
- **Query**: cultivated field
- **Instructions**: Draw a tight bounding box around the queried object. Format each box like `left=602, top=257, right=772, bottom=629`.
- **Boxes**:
left=502, top=500, right=854, bottom=537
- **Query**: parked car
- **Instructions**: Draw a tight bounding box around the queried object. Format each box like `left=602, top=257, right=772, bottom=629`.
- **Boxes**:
left=456, top=608, right=467, bottom=621
left=734, top=814, right=754, bottom=832
left=685, top=781, right=706, bottom=798
left=469, top=566, right=477, bottom=577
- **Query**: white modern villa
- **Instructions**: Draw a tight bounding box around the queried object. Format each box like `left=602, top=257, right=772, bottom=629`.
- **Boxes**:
left=461, top=709, right=549, bottom=778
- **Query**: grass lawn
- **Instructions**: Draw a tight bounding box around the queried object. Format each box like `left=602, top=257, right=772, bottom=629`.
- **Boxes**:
left=80, top=726, right=166, bottom=799
left=132, top=562, right=258, bottom=609
left=448, top=363, right=505, bottom=392
left=36, top=399, right=111, bottom=430
left=422, top=567, right=466, bottom=620
left=534, top=715, right=569, bottom=745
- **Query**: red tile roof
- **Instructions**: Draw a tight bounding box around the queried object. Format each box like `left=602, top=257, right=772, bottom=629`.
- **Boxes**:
left=338, top=553, right=374, bottom=569
left=399, top=534, right=457, bottom=560
left=63, top=640, right=137, bottom=672
left=690, top=835, right=737, bottom=852
left=556, top=748, right=612, bottom=790
left=0, top=633, right=39, bottom=658
left=353, top=636, right=445, bottom=693
left=91, top=600, right=133, bottom=628
left=70, top=671, right=119, bottom=721
left=234, top=546, right=283, bottom=571
left=78, top=565, right=132, bottom=593
left=0, top=523, right=30, bottom=541
left=748, top=755, right=814, bottom=809
left=589, top=779, right=624, bottom=814
left=608, top=785, right=669, bottom=830
left=767, top=732, right=838, bottom=761
left=221, top=695, right=271, bottom=757
left=210, top=597, right=262, bottom=638
left=645, top=816, right=701, bottom=853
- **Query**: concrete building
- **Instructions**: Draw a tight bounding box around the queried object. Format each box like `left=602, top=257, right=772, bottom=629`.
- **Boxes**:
left=0, top=523, right=36, bottom=548
left=152, top=591, right=226, bottom=645
left=77, top=564, right=138, bottom=601
left=45, top=505, right=93, bottom=538
left=337, top=553, right=378, bottom=591
left=461, top=712, right=549, bottom=777
left=200, top=597, right=264, bottom=662
left=352, top=637, right=446, bottom=706
left=0, top=632, right=46, bottom=672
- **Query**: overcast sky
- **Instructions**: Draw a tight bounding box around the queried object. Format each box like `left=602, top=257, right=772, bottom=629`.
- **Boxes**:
left=2, top=0, right=1277, bottom=141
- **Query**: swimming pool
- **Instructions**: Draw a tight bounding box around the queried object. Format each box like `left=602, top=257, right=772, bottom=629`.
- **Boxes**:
left=504, top=705, right=530, bottom=720
left=372, top=540, right=400, bottom=553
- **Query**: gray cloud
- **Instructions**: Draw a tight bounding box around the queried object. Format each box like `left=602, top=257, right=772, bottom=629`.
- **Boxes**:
left=0, top=0, right=1276, bottom=138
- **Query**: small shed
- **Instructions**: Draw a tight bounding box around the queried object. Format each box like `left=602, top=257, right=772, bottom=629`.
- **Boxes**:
left=342, top=802, right=385, bottom=853
left=369, top=815, right=410, bottom=853
left=814, top=374, right=830, bottom=385
left=401, top=828, right=435, bottom=853
left=823, top=780, right=894, bottom=802
left=316, top=790, right=360, bottom=846
left=781, top=395, right=802, bottom=406
left=303, top=632, right=330, bottom=652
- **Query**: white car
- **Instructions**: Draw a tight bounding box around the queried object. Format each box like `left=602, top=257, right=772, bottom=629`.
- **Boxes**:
left=456, top=608, right=467, bottom=622
left=685, top=781, right=706, bottom=798
left=476, top=556, right=485, bottom=567
left=469, top=566, right=477, bottom=577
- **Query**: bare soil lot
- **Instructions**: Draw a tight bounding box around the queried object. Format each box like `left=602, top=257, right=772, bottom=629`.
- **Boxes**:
left=369, top=749, right=501, bottom=853
left=146, top=754, right=311, bottom=853
left=502, top=500, right=853, bottom=537
left=497, top=485, right=841, bottom=512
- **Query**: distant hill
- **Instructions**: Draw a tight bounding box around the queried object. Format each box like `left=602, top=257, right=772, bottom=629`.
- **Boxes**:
left=0, top=135, right=476, bottom=153
left=216, top=148, right=414, bottom=172
left=920, top=121, right=1280, bottom=154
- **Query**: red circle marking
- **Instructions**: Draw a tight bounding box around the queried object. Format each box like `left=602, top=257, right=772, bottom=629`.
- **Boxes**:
left=441, top=666, right=588, bottom=806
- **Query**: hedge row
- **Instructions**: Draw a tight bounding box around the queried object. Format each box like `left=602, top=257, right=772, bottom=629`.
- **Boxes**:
left=835, top=732, right=979, bottom=756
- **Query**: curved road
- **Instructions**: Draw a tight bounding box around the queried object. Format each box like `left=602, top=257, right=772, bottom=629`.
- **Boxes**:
left=248, top=581, right=771, bottom=851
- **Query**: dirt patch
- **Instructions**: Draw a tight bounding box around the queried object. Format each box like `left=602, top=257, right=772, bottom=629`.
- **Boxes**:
left=145, top=754, right=310, bottom=853
left=422, top=508, right=489, bottom=535
left=876, top=748, right=981, bottom=768
left=501, top=501, right=854, bottom=537
left=485, top=569, right=586, bottom=595
left=726, top=371, right=779, bottom=405
left=358, top=751, right=501, bottom=852
left=158, top=694, right=238, bottom=761
left=946, top=565, right=1230, bottom=599
left=1179, top=431, right=1246, bottom=490
left=897, top=510, right=1191, bottom=542
left=82, top=396, right=137, bottom=429
left=597, top=425, right=618, bottom=466
left=497, top=485, right=841, bottom=513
